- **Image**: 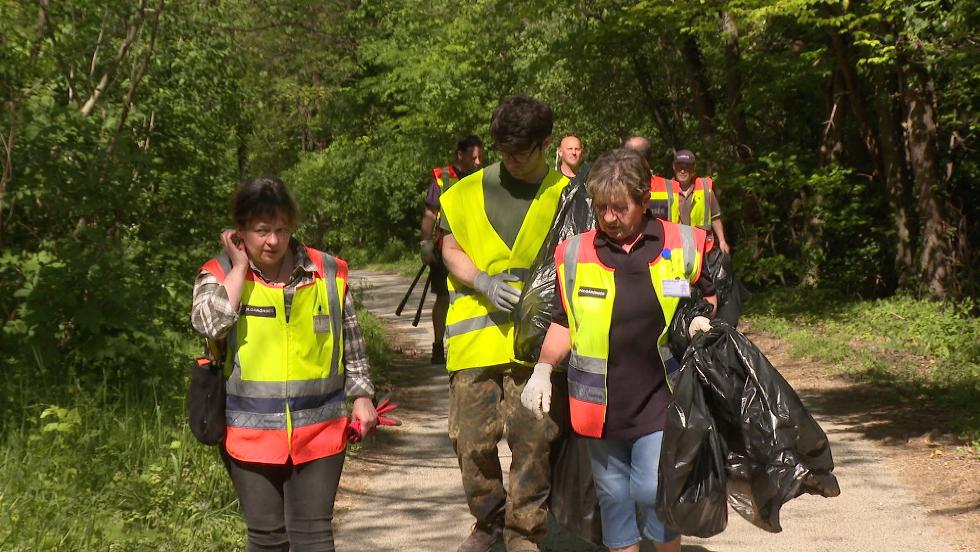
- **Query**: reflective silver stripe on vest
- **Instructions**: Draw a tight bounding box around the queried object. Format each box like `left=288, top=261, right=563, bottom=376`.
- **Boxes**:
left=659, top=345, right=674, bottom=366
left=445, top=311, right=512, bottom=338
left=568, top=379, right=606, bottom=404
left=562, top=234, right=583, bottom=310
left=291, top=402, right=347, bottom=428
left=321, top=255, right=343, bottom=377
left=569, top=351, right=605, bottom=375
left=699, top=178, right=712, bottom=228
left=449, top=288, right=475, bottom=303
left=665, top=180, right=675, bottom=220
left=214, top=252, right=233, bottom=275
left=226, top=375, right=345, bottom=399
left=226, top=410, right=286, bottom=430
left=678, top=225, right=695, bottom=278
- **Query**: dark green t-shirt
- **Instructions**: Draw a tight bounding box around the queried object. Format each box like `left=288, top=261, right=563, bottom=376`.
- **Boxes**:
left=439, top=162, right=542, bottom=249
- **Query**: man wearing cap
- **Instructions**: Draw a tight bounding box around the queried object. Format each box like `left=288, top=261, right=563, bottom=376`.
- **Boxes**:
left=420, top=135, right=484, bottom=363
left=660, top=149, right=730, bottom=254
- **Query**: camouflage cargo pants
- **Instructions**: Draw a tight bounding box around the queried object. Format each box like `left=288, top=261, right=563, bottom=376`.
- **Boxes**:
left=448, top=363, right=569, bottom=551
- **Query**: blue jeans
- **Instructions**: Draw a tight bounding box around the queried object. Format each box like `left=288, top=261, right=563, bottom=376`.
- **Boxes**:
left=586, top=431, right=679, bottom=549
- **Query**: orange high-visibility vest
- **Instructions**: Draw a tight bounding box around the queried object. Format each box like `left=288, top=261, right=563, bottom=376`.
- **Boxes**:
left=555, top=222, right=706, bottom=438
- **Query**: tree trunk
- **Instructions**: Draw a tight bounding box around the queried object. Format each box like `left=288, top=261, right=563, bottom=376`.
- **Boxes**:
left=828, top=30, right=879, bottom=165
left=819, top=69, right=845, bottom=165
left=629, top=53, right=679, bottom=150
left=873, top=66, right=917, bottom=288
left=802, top=70, right=846, bottom=286
left=902, top=62, right=958, bottom=298
left=720, top=10, right=750, bottom=160
left=680, top=34, right=717, bottom=155
left=80, top=0, right=148, bottom=117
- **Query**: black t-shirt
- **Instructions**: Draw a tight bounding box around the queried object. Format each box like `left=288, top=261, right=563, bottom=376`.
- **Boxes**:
left=552, top=216, right=715, bottom=439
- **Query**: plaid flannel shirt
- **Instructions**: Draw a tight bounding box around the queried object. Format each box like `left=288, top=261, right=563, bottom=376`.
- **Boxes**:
left=190, top=241, right=374, bottom=398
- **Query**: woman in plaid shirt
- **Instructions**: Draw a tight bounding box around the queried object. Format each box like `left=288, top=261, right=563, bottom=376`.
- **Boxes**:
left=191, top=176, right=376, bottom=552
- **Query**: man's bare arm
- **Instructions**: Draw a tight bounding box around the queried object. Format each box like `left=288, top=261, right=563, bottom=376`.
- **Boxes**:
left=440, top=233, right=479, bottom=287
left=421, top=206, right=439, bottom=241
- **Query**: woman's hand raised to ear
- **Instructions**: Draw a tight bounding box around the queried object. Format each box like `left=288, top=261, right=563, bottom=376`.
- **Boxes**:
left=221, top=229, right=249, bottom=268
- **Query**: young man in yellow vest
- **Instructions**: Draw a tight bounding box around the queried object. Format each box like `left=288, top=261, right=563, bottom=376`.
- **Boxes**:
left=420, top=135, right=484, bottom=363
left=439, top=95, right=570, bottom=552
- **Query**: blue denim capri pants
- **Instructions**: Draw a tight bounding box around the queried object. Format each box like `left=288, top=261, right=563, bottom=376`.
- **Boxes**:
left=586, top=431, right=679, bottom=549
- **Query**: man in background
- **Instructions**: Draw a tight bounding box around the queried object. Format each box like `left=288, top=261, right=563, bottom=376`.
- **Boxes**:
left=555, top=135, right=583, bottom=179
left=671, top=149, right=729, bottom=254
left=420, top=135, right=484, bottom=363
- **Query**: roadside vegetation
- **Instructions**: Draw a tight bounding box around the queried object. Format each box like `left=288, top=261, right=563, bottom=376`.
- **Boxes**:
left=0, top=308, right=392, bottom=551
left=745, top=291, right=980, bottom=449
left=1, top=0, right=975, bottom=549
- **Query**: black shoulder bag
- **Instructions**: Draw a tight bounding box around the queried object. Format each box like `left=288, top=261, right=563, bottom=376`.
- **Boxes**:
left=187, top=339, right=226, bottom=445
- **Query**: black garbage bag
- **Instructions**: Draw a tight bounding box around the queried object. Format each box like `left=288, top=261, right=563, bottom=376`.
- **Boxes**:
left=548, top=433, right=604, bottom=544
left=667, top=298, right=715, bottom=361
left=656, top=348, right=729, bottom=538
left=688, top=324, right=840, bottom=533
left=514, top=166, right=595, bottom=363
left=666, top=246, right=751, bottom=358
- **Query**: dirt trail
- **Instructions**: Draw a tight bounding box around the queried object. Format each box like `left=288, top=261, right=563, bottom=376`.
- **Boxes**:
left=334, top=270, right=965, bottom=552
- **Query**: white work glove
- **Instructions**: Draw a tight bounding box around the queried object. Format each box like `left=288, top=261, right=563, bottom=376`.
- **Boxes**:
left=521, top=362, right=553, bottom=419
left=420, top=240, right=437, bottom=265
left=473, top=271, right=521, bottom=312
left=688, top=316, right=712, bottom=338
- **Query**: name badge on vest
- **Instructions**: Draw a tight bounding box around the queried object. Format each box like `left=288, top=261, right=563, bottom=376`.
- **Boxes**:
left=578, top=287, right=608, bottom=299
left=662, top=279, right=691, bottom=298
left=313, top=314, right=331, bottom=335
left=241, top=305, right=276, bottom=317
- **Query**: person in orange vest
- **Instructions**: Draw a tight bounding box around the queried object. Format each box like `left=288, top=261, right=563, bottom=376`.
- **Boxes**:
left=555, top=135, right=584, bottom=178
left=420, top=135, right=484, bottom=363
left=521, top=148, right=717, bottom=552
left=191, top=176, right=378, bottom=551
left=668, top=149, right=730, bottom=254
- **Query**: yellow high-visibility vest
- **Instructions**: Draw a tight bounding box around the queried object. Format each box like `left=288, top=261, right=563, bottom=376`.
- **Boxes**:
left=439, top=163, right=569, bottom=371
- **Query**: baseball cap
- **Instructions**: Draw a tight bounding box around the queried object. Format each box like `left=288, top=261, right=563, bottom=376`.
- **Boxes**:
left=673, top=149, right=696, bottom=164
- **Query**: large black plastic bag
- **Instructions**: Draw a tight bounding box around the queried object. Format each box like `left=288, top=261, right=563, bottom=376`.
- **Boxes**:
left=549, top=434, right=604, bottom=544
left=657, top=348, right=728, bottom=538
left=656, top=348, right=730, bottom=537
left=689, top=324, right=840, bottom=533
left=514, top=167, right=595, bottom=363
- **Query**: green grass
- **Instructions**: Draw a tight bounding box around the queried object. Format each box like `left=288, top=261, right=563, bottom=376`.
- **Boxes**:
left=744, top=288, right=980, bottom=446
left=359, top=253, right=422, bottom=278
left=0, top=311, right=395, bottom=551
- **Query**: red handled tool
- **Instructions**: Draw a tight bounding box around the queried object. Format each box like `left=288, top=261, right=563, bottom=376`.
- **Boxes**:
left=346, top=396, right=400, bottom=443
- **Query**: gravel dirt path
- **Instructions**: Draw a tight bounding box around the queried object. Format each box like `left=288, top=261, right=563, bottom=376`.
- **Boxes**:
left=334, top=270, right=971, bottom=552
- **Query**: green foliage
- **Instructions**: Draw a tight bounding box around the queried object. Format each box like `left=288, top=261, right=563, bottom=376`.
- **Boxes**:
left=0, top=364, right=244, bottom=551
left=746, top=290, right=980, bottom=440
left=724, top=154, right=891, bottom=291
left=0, top=0, right=976, bottom=545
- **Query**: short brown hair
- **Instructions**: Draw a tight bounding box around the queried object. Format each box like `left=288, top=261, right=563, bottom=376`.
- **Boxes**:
left=489, top=94, right=553, bottom=153
left=230, top=176, right=300, bottom=228
left=586, top=148, right=651, bottom=206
